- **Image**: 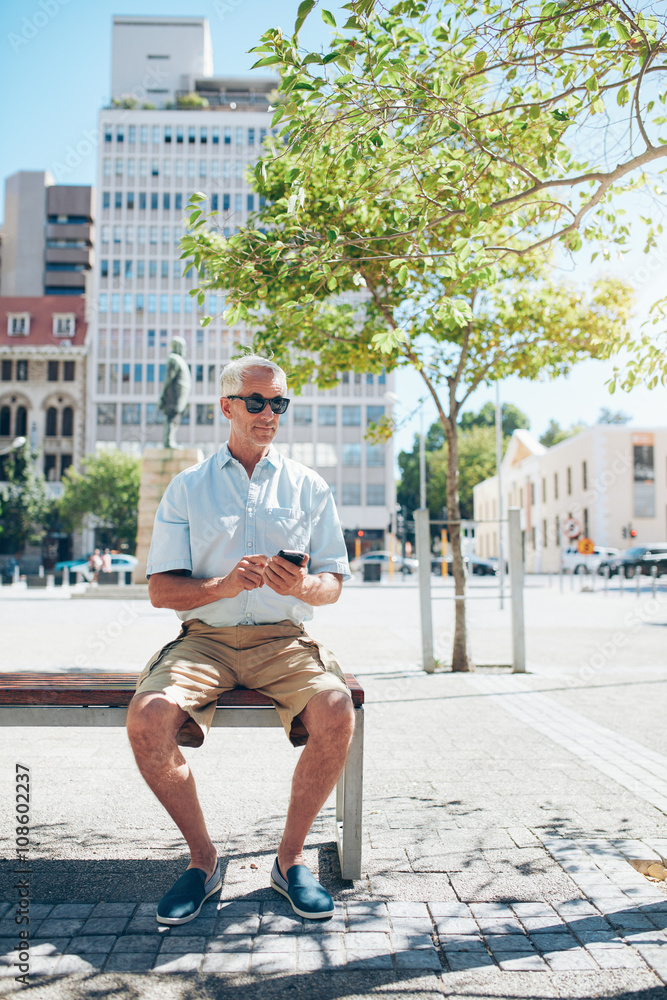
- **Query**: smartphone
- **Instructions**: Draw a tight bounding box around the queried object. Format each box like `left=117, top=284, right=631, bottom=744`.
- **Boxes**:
left=277, top=549, right=306, bottom=566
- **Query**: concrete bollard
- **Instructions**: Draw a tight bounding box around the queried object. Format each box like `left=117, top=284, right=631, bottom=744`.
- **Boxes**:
left=414, top=509, right=435, bottom=674
left=604, top=565, right=609, bottom=594
left=619, top=566, right=625, bottom=596
left=46, top=574, right=55, bottom=588
left=508, top=508, right=526, bottom=674
left=636, top=571, right=641, bottom=597
left=652, top=565, right=657, bottom=597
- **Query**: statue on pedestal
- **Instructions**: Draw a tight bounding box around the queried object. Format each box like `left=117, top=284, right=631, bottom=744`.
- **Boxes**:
left=157, top=337, right=192, bottom=449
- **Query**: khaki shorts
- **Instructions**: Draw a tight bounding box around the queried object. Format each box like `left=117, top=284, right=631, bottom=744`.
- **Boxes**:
left=134, top=618, right=350, bottom=748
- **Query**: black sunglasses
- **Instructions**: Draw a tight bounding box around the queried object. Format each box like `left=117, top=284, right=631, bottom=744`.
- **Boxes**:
left=225, top=395, right=290, bottom=414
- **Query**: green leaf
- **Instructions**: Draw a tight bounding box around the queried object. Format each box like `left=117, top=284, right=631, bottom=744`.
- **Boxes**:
left=201, top=316, right=212, bottom=327
left=615, top=19, right=631, bottom=41
left=321, top=9, right=336, bottom=26
left=397, top=265, right=408, bottom=286
left=294, top=0, right=316, bottom=36
left=474, top=51, right=487, bottom=71
left=327, top=275, right=338, bottom=290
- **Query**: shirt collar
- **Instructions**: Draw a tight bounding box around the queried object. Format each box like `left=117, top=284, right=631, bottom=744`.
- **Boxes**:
left=216, top=442, right=282, bottom=470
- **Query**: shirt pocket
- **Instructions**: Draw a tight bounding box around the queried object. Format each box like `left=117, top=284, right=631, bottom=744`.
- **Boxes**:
left=262, top=507, right=309, bottom=555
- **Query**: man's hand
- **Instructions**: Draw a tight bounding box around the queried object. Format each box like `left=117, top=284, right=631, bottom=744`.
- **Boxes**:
left=221, top=555, right=268, bottom=598
left=264, top=553, right=310, bottom=597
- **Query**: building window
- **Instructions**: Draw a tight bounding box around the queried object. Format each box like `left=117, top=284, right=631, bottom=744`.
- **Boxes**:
left=343, top=443, right=361, bottom=466
left=247, top=194, right=255, bottom=212
left=567, top=466, right=572, bottom=495
left=342, top=484, right=361, bottom=505
left=188, top=127, right=196, bottom=144
left=555, top=515, right=561, bottom=546
left=211, top=193, right=218, bottom=211
left=175, top=193, right=183, bottom=211
left=122, top=403, right=141, bottom=425
left=102, top=192, right=110, bottom=210
left=145, top=402, right=161, bottom=424
left=582, top=460, right=588, bottom=490
left=234, top=193, right=242, bottom=214
left=53, top=314, right=75, bottom=337
left=163, top=193, right=170, bottom=211
left=149, top=260, right=157, bottom=278
left=224, top=126, right=231, bottom=146
left=342, top=405, right=361, bottom=426
left=138, top=192, right=146, bottom=211
left=318, top=405, right=336, bottom=426
left=293, top=406, right=312, bottom=426
left=100, top=259, right=109, bottom=278
left=15, top=406, right=27, bottom=436
left=99, top=293, right=108, bottom=313
left=1, top=360, right=12, bottom=381
left=44, top=454, right=57, bottom=481
left=530, top=482, right=535, bottom=505
left=8, top=313, right=30, bottom=337
left=151, top=160, right=159, bottom=177
left=196, top=404, right=214, bottom=425
left=62, top=407, right=73, bottom=437
left=45, top=407, right=58, bottom=436
left=16, top=361, right=28, bottom=381
left=97, top=403, right=116, bottom=426
left=200, top=127, right=207, bottom=144
left=542, top=477, right=546, bottom=502
left=315, top=443, right=337, bottom=467
left=543, top=519, right=548, bottom=547
left=367, top=405, right=385, bottom=425
left=127, top=191, right=135, bottom=210
left=0, top=406, right=10, bottom=435
left=112, top=260, right=121, bottom=278
left=553, top=472, right=558, bottom=501
left=366, top=444, right=385, bottom=467
left=47, top=361, right=59, bottom=382
left=114, top=192, right=122, bottom=210
left=367, top=484, right=386, bottom=505
left=583, top=507, right=589, bottom=536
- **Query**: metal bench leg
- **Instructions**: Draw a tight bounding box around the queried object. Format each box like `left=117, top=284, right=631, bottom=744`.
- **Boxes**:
left=335, top=705, right=364, bottom=880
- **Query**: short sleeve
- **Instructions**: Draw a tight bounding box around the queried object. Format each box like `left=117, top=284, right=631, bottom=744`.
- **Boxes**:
left=308, top=483, right=351, bottom=581
left=146, top=474, right=193, bottom=578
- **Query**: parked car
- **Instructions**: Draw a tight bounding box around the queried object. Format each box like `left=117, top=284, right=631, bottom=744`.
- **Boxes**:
left=349, top=551, right=418, bottom=575
left=431, top=555, right=498, bottom=576
left=56, top=553, right=138, bottom=582
left=561, top=545, right=620, bottom=575
left=597, top=544, right=667, bottom=578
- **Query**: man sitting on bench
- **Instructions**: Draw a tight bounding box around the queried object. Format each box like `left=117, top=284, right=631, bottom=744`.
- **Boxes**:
left=127, top=355, right=354, bottom=925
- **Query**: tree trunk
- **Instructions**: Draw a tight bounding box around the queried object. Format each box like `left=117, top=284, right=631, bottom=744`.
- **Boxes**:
left=444, top=415, right=473, bottom=673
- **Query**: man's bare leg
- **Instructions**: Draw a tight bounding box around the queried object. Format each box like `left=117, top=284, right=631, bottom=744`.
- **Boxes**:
left=126, top=692, right=217, bottom=879
left=277, top=690, right=355, bottom=876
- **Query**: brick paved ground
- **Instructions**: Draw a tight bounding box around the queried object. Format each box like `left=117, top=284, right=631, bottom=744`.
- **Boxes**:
left=1, top=582, right=666, bottom=997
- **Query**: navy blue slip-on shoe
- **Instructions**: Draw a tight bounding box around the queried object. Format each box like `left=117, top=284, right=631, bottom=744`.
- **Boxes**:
left=270, top=858, right=334, bottom=919
left=156, top=860, right=222, bottom=925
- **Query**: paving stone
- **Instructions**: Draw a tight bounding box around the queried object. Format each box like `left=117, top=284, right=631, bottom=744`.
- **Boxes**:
left=252, top=933, right=299, bottom=953
left=531, top=933, right=580, bottom=953
left=345, top=914, right=391, bottom=932
left=110, top=934, right=160, bottom=954
left=55, top=953, right=106, bottom=974
left=65, top=935, right=116, bottom=955
left=34, top=919, right=85, bottom=937
left=568, top=915, right=611, bottom=933
left=428, top=902, right=472, bottom=918
left=346, top=902, right=388, bottom=916
left=574, top=930, right=625, bottom=946
left=433, top=917, right=478, bottom=935
left=298, top=949, right=346, bottom=970
left=205, top=935, right=255, bottom=952
left=608, top=912, right=656, bottom=931
left=80, top=917, right=130, bottom=935
left=201, top=952, right=251, bottom=973
left=389, top=916, right=434, bottom=934
left=395, top=947, right=442, bottom=970
left=90, top=903, right=136, bottom=918
left=298, top=934, right=343, bottom=952
left=159, top=935, right=207, bottom=952
left=27, top=956, right=60, bottom=976
left=390, top=932, right=435, bottom=951
left=50, top=904, right=95, bottom=919
left=216, top=901, right=261, bottom=917
left=469, top=903, right=515, bottom=919
left=0, top=906, right=11, bottom=921
left=250, top=952, right=298, bottom=972
left=387, top=901, right=430, bottom=918
left=104, top=952, right=156, bottom=972
left=520, top=917, right=565, bottom=932
left=446, top=951, right=495, bottom=971
left=485, top=934, right=534, bottom=953
left=544, top=948, right=600, bottom=970
left=301, top=914, right=346, bottom=933
left=477, top=917, right=524, bottom=934
left=511, top=903, right=557, bottom=917
left=622, top=929, right=667, bottom=945
left=554, top=900, right=600, bottom=917
left=153, top=952, right=203, bottom=972
left=258, top=914, right=303, bottom=934
left=214, top=915, right=260, bottom=935
left=133, top=903, right=160, bottom=917
left=634, top=945, right=667, bottom=978
left=439, top=934, right=487, bottom=951
left=496, top=952, right=549, bottom=971
left=124, top=919, right=167, bottom=934
left=346, top=951, right=392, bottom=970
left=586, top=946, right=646, bottom=969
left=168, top=912, right=217, bottom=935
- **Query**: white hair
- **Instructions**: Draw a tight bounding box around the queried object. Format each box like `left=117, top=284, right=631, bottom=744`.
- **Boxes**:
left=219, top=355, right=288, bottom=396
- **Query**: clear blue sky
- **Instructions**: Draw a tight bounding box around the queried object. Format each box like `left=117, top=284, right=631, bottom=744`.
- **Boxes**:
left=1, top=0, right=664, bottom=453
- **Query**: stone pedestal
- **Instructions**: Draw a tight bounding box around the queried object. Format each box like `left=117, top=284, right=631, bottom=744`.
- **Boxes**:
left=135, top=448, right=203, bottom=584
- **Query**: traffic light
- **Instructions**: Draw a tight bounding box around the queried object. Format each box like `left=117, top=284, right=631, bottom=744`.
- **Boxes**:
left=357, top=530, right=364, bottom=538
left=622, top=527, right=627, bottom=539
left=630, top=528, right=637, bottom=538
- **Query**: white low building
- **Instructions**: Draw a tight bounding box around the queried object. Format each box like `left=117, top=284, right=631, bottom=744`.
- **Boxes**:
left=473, top=426, right=667, bottom=573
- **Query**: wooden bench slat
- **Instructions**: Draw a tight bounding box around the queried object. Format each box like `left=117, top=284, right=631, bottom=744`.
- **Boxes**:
left=0, top=672, right=364, bottom=708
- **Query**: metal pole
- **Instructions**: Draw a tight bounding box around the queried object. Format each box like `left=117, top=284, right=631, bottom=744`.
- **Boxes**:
left=419, top=411, right=426, bottom=511
left=414, top=509, right=435, bottom=673
left=635, top=571, right=641, bottom=598
left=495, top=382, right=504, bottom=610
left=652, top=565, right=657, bottom=597
left=604, top=565, right=609, bottom=594
left=508, top=507, right=526, bottom=673
left=619, top=565, right=624, bottom=596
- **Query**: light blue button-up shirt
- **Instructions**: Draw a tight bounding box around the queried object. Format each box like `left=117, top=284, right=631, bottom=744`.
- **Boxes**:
left=146, top=442, right=351, bottom=627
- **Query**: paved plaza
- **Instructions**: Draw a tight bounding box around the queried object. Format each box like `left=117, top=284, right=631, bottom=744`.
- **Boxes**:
left=1, top=576, right=666, bottom=997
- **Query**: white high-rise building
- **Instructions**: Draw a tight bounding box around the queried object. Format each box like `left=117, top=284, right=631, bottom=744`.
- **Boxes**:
left=88, top=16, right=395, bottom=549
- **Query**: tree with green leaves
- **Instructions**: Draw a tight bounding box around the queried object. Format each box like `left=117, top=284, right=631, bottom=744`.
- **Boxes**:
left=539, top=418, right=589, bottom=447
left=459, top=402, right=530, bottom=438
left=0, top=443, right=50, bottom=555
left=181, top=0, right=658, bottom=669
left=59, top=450, right=141, bottom=552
